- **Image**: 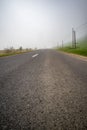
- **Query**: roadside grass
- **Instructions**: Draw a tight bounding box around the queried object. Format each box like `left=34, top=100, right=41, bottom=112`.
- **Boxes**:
left=58, top=37, right=87, bottom=56
left=0, top=50, right=32, bottom=57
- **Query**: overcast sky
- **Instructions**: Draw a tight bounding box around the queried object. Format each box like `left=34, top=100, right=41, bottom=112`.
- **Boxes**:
left=0, top=0, right=87, bottom=49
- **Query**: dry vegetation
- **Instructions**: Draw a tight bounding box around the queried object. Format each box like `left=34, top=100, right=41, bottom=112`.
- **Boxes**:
left=0, top=46, right=33, bottom=57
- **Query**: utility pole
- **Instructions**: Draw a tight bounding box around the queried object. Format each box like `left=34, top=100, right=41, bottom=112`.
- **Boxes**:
left=72, top=28, right=76, bottom=48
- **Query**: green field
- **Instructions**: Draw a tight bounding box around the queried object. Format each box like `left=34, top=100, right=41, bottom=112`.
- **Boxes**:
left=58, top=37, right=87, bottom=56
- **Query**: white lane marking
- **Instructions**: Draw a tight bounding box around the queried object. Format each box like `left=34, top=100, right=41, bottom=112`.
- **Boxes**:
left=32, top=54, right=39, bottom=58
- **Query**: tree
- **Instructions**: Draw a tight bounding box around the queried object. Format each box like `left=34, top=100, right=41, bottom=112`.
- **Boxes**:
left=19, top=46, right=22, bottom=51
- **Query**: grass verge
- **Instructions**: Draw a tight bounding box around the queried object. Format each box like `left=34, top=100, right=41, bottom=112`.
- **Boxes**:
left=58, top=37, right=87, bottom=56
left=58, top=47, right=87, bottom=56
left=0, top=50, right=32, bottom=57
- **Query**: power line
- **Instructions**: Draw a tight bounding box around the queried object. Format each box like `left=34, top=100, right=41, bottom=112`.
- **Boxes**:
left=60, top=22, right=87, bottom=45
left=63, top=23, right=87, bottom=41
left=75, top=22, right=87, bottom=30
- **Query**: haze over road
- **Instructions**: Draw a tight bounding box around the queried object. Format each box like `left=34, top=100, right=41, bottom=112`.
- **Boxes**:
left=0, top=50, right=87, bottom=130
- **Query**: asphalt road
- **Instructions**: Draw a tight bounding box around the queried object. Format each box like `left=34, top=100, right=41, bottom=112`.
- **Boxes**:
left=0, top=49, right=87, bottom=130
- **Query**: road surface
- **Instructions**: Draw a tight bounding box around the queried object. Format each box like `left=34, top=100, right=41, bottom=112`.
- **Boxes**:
left=0, top=49, right=87, bottom=130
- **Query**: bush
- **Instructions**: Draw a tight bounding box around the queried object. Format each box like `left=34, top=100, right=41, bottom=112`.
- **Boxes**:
left=4, top=47, right=15, bottom=53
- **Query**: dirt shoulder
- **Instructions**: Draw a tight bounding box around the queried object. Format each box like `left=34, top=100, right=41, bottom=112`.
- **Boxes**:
left=58, top=51, right=87, bottom=62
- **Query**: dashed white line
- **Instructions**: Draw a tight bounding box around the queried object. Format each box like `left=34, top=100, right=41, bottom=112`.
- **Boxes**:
left=32, top=54, right=39, bottom=58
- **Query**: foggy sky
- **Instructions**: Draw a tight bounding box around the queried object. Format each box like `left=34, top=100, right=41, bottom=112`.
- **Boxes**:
left=0, top=0, right=87, bottom=49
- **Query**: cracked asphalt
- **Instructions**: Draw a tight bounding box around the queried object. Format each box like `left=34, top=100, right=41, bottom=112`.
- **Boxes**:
left=0, top=49, right=87, bottom=130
